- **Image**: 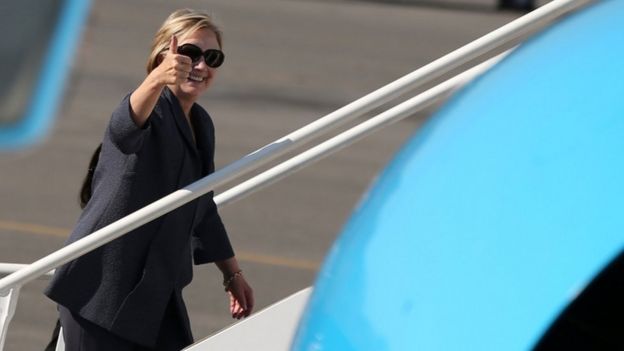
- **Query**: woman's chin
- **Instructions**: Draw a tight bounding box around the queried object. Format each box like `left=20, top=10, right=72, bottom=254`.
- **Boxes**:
left=179, top=81, right=210, bottom=97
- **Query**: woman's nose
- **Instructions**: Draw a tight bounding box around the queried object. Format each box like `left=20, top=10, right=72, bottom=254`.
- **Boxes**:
left=193, top=59, right=210, bottom=71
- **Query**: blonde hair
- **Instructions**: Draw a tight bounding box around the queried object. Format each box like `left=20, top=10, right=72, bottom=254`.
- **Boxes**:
left=146, top=9, right=223, bottom=73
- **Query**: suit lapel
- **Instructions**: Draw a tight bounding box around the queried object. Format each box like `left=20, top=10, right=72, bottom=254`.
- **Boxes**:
left=163, top=87, right=198, bottom=156
left=190, top=107, right=212, bottom=177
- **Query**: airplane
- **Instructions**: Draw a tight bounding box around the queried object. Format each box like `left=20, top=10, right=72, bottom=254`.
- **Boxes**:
left=2, top=0, right=622, bottom=350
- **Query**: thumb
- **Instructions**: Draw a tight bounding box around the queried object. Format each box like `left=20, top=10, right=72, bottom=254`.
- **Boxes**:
left=169, top=35, right=178, bottom=54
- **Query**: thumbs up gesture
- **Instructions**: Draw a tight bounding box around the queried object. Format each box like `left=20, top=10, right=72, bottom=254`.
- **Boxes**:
left=151, top=35, right=192, bottom=86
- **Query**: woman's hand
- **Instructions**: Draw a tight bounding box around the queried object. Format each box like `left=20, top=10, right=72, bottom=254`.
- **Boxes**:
left=149, top=35, right=192, bottom=86
left=226, top=273, right=254, bottom=319
left=216, top=257, right=254, bottom=319
left=129, top=35, right=192, bottom=127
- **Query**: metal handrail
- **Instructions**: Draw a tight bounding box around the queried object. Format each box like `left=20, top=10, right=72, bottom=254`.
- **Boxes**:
left=214, top=54, right=507, bottom=208
left=0, top=52, right=503, bottom=351
left=0, top=0, right=592, bottom=294
left=0, top=264, right=53, bottom=279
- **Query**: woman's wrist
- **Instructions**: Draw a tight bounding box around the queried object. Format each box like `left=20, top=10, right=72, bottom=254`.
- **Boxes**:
left=145, top=70, right=167, bottom=90
left=217, top=257, right=243, bottom=291
left=216, top=257, right=241, bottom=277
left=223, top=270, right=243, bottom=292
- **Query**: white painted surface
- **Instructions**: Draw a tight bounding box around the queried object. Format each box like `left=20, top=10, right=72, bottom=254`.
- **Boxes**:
left=185, top=287, right=312, bottom=351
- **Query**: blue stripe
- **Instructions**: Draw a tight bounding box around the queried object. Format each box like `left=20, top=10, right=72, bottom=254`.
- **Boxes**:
left=0, top=0, right=91, bottom=149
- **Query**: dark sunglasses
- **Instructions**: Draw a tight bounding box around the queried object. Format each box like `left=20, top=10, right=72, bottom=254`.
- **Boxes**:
left=177, top=43, right=225, bottom=68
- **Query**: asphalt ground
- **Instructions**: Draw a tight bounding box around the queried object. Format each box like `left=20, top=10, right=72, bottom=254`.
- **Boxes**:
left=0, top=0, right=525, bottom=349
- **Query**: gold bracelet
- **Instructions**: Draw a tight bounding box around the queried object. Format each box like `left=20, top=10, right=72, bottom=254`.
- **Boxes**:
left=223, top=270, right=243, bottom=291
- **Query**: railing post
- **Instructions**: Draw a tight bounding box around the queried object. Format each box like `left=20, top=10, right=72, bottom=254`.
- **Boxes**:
left=55, top=327, right=65, bottom=351
left=0, top=286, right=21, bottom=351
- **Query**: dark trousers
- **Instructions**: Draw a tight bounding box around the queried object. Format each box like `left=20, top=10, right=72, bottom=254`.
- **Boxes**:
left=58, top=295, right=193, bottom=351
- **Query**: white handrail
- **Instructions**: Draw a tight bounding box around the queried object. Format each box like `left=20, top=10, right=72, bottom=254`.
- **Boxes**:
left=214, top=54, right=506, bottom=208
left=0, top=0, right=592, bottom=294
left=0, top=264, right=53, bottom=279
left=0, top=287, right=20, bottom=351
left=0, top=54, right=496, bottom=351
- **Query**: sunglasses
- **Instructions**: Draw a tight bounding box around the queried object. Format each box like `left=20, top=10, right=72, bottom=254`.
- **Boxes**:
left=177, top=43, right=225, bottom=68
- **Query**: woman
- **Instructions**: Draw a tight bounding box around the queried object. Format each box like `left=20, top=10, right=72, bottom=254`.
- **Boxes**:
left=45, top=9, right=254, bottom=351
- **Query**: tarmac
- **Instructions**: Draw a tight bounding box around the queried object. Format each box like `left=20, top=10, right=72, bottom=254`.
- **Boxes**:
left=0, top=0, right=524, bottom=349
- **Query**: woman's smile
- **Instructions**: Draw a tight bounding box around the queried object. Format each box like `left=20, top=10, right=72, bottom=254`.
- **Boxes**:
left=188, top=73, right=205, bottom=82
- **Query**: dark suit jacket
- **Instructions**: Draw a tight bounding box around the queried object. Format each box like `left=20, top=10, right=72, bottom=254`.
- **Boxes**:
left=45, top=87, right=234, bottom=347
